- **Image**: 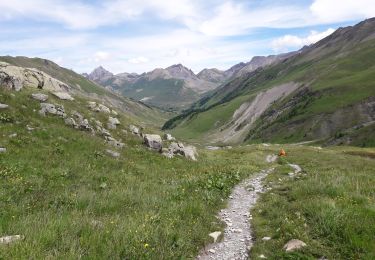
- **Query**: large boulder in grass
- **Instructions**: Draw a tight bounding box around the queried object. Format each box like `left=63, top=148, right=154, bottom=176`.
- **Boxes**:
left=143, top=134, right=162, bottom=151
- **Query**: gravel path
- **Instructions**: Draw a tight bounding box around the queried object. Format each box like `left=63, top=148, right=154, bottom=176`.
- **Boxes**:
left=197, top=167, right=274, bottom=260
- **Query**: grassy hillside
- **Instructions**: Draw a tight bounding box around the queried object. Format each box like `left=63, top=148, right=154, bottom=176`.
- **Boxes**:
left=114, top=78, right=199, bottom=111
left=0, top=87, right=269, bottom=258
left=165, top=19, right=375, bottom=147
left=251, top=144, right=375, bottom=259
left=0, top=56, right=169, bottom=127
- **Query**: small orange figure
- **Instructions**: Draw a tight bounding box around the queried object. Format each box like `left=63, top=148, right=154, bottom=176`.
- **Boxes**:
left=279, top=149, right=286, bottom=156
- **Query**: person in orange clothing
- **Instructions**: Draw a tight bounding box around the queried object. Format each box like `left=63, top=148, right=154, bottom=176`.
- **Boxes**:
left=279, top=148, right=286, bottom=156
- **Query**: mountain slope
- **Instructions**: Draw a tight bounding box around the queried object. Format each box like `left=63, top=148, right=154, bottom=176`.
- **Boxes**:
left=0, top=56, right=168, bottom=126
left=164, top=18, right=375, bottom=147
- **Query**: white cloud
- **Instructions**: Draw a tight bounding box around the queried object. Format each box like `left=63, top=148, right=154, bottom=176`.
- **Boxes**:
left=128, top=56, right=149, bottom=64
left=310, top=0, right=375, bottom=23
left=94, top=51, right=111, bottom=62
left=271, top=28, right=335, bottom=52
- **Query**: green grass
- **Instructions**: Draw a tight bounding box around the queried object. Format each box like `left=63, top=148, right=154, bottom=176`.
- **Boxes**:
left=251, top=145, right=375, bottom=259
left=171, top=94, right=252, bottom=141
left=0, top=88, right=269, bottom=259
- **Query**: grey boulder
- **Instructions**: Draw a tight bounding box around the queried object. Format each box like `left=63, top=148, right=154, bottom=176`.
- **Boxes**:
left=143, top=134, right=162, bottom=151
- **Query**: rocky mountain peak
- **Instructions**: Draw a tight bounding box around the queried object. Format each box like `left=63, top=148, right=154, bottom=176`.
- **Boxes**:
left=88, top=66, right=113, bottom=82
left=166, top=64, right=197, bottom=80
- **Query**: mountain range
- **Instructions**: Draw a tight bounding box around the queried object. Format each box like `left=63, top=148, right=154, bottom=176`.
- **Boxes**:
left=85, top=53, right=294, bottom=111
left=163, top=18, right=375, bottom=147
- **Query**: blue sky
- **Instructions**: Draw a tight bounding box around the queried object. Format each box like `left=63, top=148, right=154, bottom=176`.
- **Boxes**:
left=0, top=0, right=374, bottom=74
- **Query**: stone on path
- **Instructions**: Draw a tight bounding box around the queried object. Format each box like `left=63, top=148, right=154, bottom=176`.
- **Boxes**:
left=209, top=231, right=222, bottom=243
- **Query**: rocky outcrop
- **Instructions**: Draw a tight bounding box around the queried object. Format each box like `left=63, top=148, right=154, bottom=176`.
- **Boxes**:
left=143, top=134, right=162, bottom=151
left=39, top=103, right=66, bottom=118
left=0, top=61, right=71, bottom=92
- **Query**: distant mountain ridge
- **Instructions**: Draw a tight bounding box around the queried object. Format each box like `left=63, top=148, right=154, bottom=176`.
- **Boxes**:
left=86, top=52, right=295, bottom=110
left=163, top=18, right=375, bottom=147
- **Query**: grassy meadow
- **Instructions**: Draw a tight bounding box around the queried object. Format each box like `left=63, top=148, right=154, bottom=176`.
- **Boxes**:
left=0, top=88, right=269, bottom=259
left=251, top=145, right=375, bottom=259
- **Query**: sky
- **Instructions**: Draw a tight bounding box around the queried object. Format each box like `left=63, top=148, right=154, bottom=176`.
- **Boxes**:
left=0, top=0, right=374, bottom=74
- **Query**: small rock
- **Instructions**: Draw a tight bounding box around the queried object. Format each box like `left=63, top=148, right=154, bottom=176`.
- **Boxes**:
left=283, top=239, right=307, bottom=252
left=0, top=147, right=6, bottom=153
left=26, top=125, right=35, bottom=131
left=8, top=133, right=17, bottom=138
left=233, top=229, right=243, bottom=233
left=99, top=182, right=107, bottom=189
left=106, top=149, right=120, bottom=158
left=208, top=249, right=216, bottom=254
left=0, top=103, right=9, bottom=109
left=98, top=104, right=111, bottom=113
left=209, top=231, right=221, bottom=243
left=0, top=235, right=24, bottom=244
left=31, top=93, right=48, bottom=102
left=184, top=145, right=198, bottom=161
left=163, top=133, right=175, bottom=141
left=52, top=91, right=74, bottom=100
left=107, top=139, right=125, bottom=148
left=111, top=110, right=118, bottom=116
left=129, top=125, right=140, bottom=135
left=262, top=237, right=271, bottom=241
left=108, top=116, right=120, bottom=129
left=259, top=254, right=267, bottom=259
left=64, top=117, right=77, bottom=127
